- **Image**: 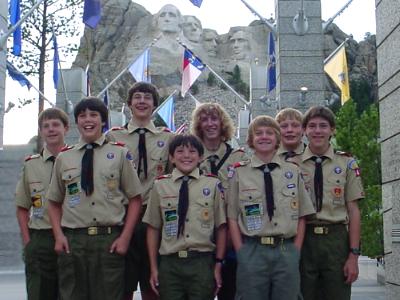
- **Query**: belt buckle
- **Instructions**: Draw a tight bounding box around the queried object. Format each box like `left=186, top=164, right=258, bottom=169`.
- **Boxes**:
left=107, top=227, right=112, bottom=234
left=314, top=226, right=327, bottom=235
left=88, top=227, right=98, bottom=235
left=261, top=236, right=274, bottom=245
left=178, top=250, right=188, bottom=258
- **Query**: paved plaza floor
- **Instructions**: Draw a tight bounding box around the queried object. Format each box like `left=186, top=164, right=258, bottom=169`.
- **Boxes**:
left=0, top=256, right=385, bottom=300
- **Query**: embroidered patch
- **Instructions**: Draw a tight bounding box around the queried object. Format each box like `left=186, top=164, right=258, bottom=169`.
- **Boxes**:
left=107, top=153, right=115, bottom=159
left=126, top=151, right=133, bottom=161
left=334, top=166, right=342, bottom=174
left=287, top=183, right=296, bottom=189
left=332, top=187, right=342, bottom=197
left=201, top=209, right=210, bottom=221
left=244, top=204, right=262, bottom=231
left=227, top=166, right=235, bottom=178
left=157, top=140, right=165, bottom=147
left=164, top=210, right=178, bottom=237
left=67, top=182, right=79, bottom=195
left=31, top=195, right=42, bottom=208
left=290, top=199, right=298, bottom=210
left=203, top=188, right=211, bottom=196
left=284, top=171, right=293, bottom=179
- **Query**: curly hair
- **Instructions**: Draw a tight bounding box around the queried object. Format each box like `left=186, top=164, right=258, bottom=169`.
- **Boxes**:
left=190, top=102, right=235, bottom=142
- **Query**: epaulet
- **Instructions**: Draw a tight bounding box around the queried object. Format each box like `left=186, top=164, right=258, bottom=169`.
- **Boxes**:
left=205, top=173, right=218, bottom=178
left=110, top=126, right=124, bottom=131
left=161, top=127, right=171, bottom=133
left=110, top=141, right=125, bottom=147
left=156, top=174, right=172, bottom=180
left=233, top=161, right=248, bottom=168
left=25, top=154, right=40, bottom=161
left=233, top=147, right=245, bottom=153
left=61, top=145, right=74, bottom=152
left=335, top=150, right=352, bottom=157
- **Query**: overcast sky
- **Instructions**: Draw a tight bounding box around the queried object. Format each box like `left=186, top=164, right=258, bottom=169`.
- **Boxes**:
left=3, top=0, right=376, bottom=145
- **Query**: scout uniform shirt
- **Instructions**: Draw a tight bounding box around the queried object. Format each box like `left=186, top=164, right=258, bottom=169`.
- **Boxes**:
left=227, top=154, right=315, bottom=238
left=106, top=119, right=174, bottom=205
left=199, top=142, right=247, bottom=186
left=15, top=147, right=58, bottom=229
left=277, top=143, right=306, bottom=164
left=300, top=145, right=365, bottom=224
left=46, top=135, right=142, bottom=228
left=143, top=168, right=226, bottom=255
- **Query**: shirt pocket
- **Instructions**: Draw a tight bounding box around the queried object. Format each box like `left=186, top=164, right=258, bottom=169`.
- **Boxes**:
left=150, top=154, right=169, bottom=177
left=327, top=174, right=346, bottom=206
left=28, top=182, right=45, bottom=216
left=160, top=199, right=178, bottom=238
left=62, top=169, right=81, bottom=196
left=194, top=196, right=215, bottom=228
left=103, top=170, right=120, bottom=192
left=281, top=183, right=299, bottom=219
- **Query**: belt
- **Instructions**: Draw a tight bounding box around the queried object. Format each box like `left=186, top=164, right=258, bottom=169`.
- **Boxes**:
left=306, top=223, right=347, bottom=235
left=165, top=250, right=213, bottom=259
left=63, top=226, right=122, bottom=236
left=29, top=228, right=53, bottom=235
left=243, top=235, right=294, bottom=247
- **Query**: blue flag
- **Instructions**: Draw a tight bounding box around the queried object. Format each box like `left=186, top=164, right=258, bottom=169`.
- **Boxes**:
left=83, top=0, right=102, bottom=29
left=128, top=48, right=150, bottom=82
left=9, top=0, right=21, bottom=56
left=6, top=61, right=32, bottom=89
left=157, top=95, right=175, bottom=132
left=189, top=0, right=203, bottom=8
left=52, top=34, right=59, bottom=89
left=103, top=89, right=110, bottom=132
left=267, top=31, right=276, bottom=92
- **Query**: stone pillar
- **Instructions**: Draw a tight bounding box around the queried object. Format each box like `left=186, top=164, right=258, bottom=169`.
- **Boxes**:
left=275, top=0, right=325, bottom=110
left=55, top=68, right=87, bottom=145
left=376, top=0, right=400, bottom=298
left=0, top=0, right=7, bottom=149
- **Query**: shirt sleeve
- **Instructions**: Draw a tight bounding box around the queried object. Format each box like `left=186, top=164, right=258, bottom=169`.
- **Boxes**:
left=143, top=181, right=162, bottom=229
left=15, top=165, right=31, bottom=209
left=46, top=157, right=66, bottom=203
left=120, top=147, right=143, bottom=200
left=345, top=157, right=365, bottom=202
left=214, top=181, right=227, bottom=227
left=226, top=169, right=240, bottom=220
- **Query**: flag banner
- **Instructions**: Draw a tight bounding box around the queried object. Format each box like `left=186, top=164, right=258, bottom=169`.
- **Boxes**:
left=128, top=48, right=151, bottom=82
left=267, top=31, right=276, bottom=92
left=10, top=0, right=21, bottom=56
left=324, top=44, right=350, bottom=105
left=6, top=61, right=32, bottom=89
left=83, top=0, right=101, bottom=29
left=103, top=89, right=110, bottom=132
left=181, top=48, right=205, bottom=97
left=175, top=123, right=187, bottom=134
left=52, top=34, right=59, bottom=89
left=86, top=65, right=91, bottom=96
left=157, top=95, right=176, bottom=131
left=189, top=0, right=203, bottom=8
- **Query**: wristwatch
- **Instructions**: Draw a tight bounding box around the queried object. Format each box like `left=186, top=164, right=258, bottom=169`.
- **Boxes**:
left=215, top=257, right=225, bottom=265
left=350, top=247, right=361, bottom=255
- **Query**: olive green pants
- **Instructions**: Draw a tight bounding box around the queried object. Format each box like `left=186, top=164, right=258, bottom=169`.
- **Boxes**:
left=58, top=229, right=124, bottom=300
left=24, top=229, right=58, bottom=300
left=159, top=253, right=215, bottom=300
left=236, top=238, right=300, bottom=300
left=300, top=224, right=351, bottom=300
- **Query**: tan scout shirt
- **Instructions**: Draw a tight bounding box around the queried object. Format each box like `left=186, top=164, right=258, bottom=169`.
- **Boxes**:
left=199, top=142, right=247, bottom=186
left=300, top=145, right=365, bottom=224
left=277, top=143, right=305, bottom=165
left=46, top=135, right=142, bottom=228
left=106, top=120, right=174, bottom=205
left=227, top=154, right=315, bottom=238
left=143, top=168, right=226, bottom=255
left=15, top=148, right=57, bottom=229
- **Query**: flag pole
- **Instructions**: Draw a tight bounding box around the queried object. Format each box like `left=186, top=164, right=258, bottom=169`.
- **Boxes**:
left=0, top=0, right=45, bottom=50
left=96, top=37, right=160, bottom=98
left=151, top=89, right=178, bottom=117
left=177, top=41, right=251, bottom=106
left=324, top=38, right=349, bottom=64
left=187, top=92, right=201, bottom=105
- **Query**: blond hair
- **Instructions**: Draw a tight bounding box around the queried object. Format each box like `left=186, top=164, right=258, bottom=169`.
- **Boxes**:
left=247, top=115, right=281, bottom=149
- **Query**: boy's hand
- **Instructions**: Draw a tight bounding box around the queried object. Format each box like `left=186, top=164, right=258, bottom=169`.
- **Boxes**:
left=149, top=270, right=160, bottom=296
left=110, top=236, right=129, bottom=255
left=214, top=262, right=223, bottom=296
left=54, top=234, right=70, bottom=254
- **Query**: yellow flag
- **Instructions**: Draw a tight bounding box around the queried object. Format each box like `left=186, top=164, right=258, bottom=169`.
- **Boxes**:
left=324, top=45, right=350, bottom=105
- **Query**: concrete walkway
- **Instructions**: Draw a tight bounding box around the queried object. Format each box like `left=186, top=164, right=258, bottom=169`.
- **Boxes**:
left=0, top=256, right=385, bottom=300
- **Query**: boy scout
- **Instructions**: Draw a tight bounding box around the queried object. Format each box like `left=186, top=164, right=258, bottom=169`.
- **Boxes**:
left=106, top=82, right=173, bottom=300
left=47, top=97, right=143, bottom=300
left=15, top=108, right=69, bottom=300
left=191, top=102, right=246, bottom=300
left=299, top=106, right=364, bottom=300
left=144, top=134, right=227, bottom=300
left=275, top=107, right=306, bottom=162
left=227, top=116, right=315, bottom=300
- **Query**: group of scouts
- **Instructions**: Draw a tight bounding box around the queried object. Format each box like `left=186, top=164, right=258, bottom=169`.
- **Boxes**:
left=15, top=81, right=364, bottom=300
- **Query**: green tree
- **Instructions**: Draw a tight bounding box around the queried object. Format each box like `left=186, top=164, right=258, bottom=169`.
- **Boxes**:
left=207, top=72, right=216, bottom=86
left=335, top=100, right=383, bottom=258
left=225, top=65, right=249, bottom=100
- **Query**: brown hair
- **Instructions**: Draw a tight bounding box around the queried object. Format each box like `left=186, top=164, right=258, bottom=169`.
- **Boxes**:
left=275, top=108, right=303, bottom=124
left=127, top=82, right=160, bottom=107
left=302, top=106, right=336, bottom=128
left=38, top=107, right=69, bottom=129
left=191, top=102, right=235, bottom=141
left=247, top=115, right=281, bottom=149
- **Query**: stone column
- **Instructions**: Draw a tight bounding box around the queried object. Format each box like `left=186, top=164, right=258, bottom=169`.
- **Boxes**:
left=376, top=0, right=400, bottom=298
left=55, top=68, right=87, bottom=145
left=0, top=0, right=7, bottom=149
left=275, top=0, right=325, bottom=110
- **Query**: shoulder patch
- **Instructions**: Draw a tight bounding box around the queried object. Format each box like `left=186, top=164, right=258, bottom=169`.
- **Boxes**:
left=162, top=127, right=171, bottom=132
left=110, top=141, right=125, bottom=147
left=233, top=161, right=248, bottom=168
left=61, top=145, right=74, bottom=152
left=110, top=126, right=124, bottom=131
left=157, top=174, right=172, bottom=180
left=205, top=173, right=218, bottom=178
left=25, top=154, right=40, bottom=161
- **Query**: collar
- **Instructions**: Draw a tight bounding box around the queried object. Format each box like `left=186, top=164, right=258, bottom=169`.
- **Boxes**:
left=77, top=135, right=106, bottom=150
left=276, top=143, right=305, bottom=156
left=41, top=147, right=55, bottom=162
left=250, top=153, right=281, bottom=168
left=127, top=119, right=157, bottom=134
left=203, top=142, right=226, bottom=160
left=302, top=144, right=335, bottom=162
left=171, top=168, right=201, bottom=182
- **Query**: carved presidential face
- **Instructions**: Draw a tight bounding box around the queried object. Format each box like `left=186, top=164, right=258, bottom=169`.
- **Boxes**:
left=157, top=4, right=181, bottom=34
left=182, top=16, right=202, bottom=43
left=202, top=30, right=218, bottom=57
left=230, top=30, right=250, bottom=60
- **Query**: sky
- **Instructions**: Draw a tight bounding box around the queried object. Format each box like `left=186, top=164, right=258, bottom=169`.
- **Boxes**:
left=3, top=0, right=376, bottom=145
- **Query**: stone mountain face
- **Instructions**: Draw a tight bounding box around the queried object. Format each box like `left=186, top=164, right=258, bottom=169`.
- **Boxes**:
left=73, top=0, right=377, bottom=126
